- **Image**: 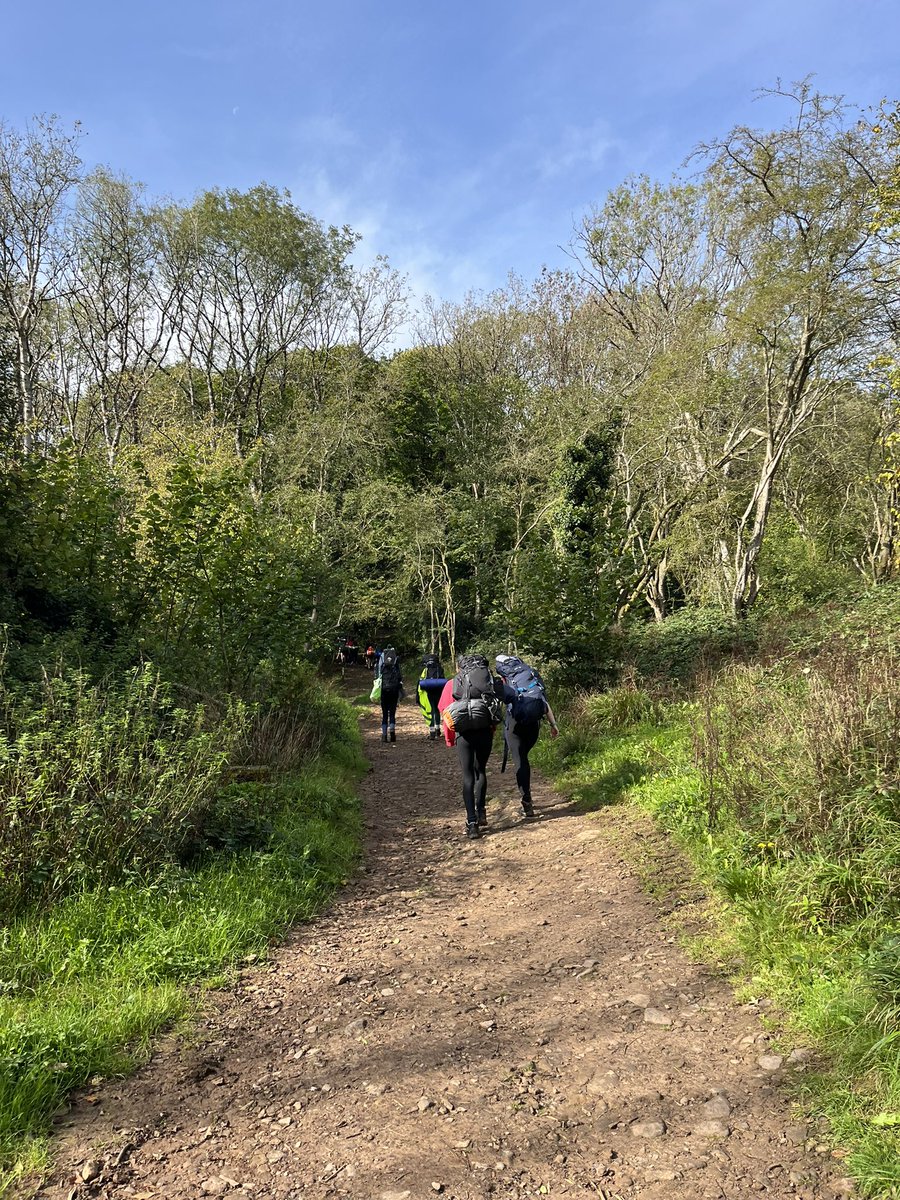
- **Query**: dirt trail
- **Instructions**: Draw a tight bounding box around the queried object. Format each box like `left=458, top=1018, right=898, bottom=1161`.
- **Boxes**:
left=37, top=689, right=842, bottom=1200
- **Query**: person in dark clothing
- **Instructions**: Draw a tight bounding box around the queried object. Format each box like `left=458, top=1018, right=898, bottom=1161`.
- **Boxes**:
left=454, top=726, right=493, bottom=831
left=503, top=721, right=542, bottom=817
left=378, top=646, right=403, bottom=742
left=437, top=662, right=500, bottom=839
left=496, top=654, right=558, bottom=819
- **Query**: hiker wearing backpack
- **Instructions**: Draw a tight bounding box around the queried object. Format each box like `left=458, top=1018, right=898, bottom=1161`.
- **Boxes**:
left=438, top=654, right=503, bottom=840
left=417, top=652, right=448, bottom=740
left=377, top=646, right=403, bottom=742
left=495, top=654, right=559, bottom=819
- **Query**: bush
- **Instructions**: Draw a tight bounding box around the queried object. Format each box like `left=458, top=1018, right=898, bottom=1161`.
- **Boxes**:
left=0, top=663, right=245, bottom=917
left=233, top=657, right=349, bottom=770
left=624, top=606, right=758, bottom=683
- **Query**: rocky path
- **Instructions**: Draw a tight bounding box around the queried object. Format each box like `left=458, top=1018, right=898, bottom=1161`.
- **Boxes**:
left=38, top=690, right=844, bottom=1200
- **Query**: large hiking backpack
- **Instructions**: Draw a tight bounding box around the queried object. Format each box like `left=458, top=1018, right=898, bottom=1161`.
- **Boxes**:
left=496, top=654, right=547, bottom=725
left=452, top=654, right=494, bottom=701
left=448, top=654, right=502, bottom=730
left=447, top=696, right=497, bottom=733
left=380, top=647, right=402, bottom=692
left=421, top=653, right=444, bottom=679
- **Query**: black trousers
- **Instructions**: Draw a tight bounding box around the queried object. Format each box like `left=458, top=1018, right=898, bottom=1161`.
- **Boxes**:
left=381, top=689, right=400, bottom=731
left=455, top=727, right=493, bottom=823
left=505, top=720, right=540, bottom=800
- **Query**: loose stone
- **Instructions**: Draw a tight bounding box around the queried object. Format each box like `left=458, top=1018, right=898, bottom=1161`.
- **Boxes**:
left=703, top=1095, right=732, bottom=1119
left=694, top=1119, right=730, bottom=1137
left=644, top=1008, right=672, bottom=1026
left=630, top=1119, right=666, bottom=1138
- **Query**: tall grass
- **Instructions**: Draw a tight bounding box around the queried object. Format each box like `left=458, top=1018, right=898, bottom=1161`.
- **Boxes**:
left=694, top=648, right=900, bottom=929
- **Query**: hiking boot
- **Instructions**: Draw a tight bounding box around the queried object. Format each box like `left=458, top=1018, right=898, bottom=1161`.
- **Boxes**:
left=476, top=806, right=488, bottom=828
left=465, top=821, right=481, bottom=840
left=381, top=729, right=388, bottom=743
left=389, top=728, right=396, bottom=742
left=521, top=796, right=536, bottom=820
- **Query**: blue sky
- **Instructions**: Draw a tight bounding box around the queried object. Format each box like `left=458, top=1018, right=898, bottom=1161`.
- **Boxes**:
left=3, top=0, right=898, bottom=307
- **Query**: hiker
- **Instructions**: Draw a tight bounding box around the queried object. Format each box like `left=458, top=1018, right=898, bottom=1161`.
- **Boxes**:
left=365, top=644, right=376, bottom=671
left=438, top=654, right=503, bottom=840
left=378, top=646, right=403, bottom=742
left=417, top=652, right=447, bottom=740
left=345, top=636, right=359, bottom=666
left=495, top=654, right=559, bottom=820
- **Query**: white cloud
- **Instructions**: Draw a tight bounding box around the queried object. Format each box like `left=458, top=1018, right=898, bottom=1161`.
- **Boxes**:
left=536, top=119, right=618, bottom=181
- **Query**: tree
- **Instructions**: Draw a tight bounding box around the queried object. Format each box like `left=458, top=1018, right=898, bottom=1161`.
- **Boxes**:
left=64, top=170, right=175, bottom=462
left=0, top=116, right=81, bottom=452
left=575, top=177, right=754, bottom=619
left=702, top=82, right=887, bottom=615
left=161, top=184, right=355, bottom=458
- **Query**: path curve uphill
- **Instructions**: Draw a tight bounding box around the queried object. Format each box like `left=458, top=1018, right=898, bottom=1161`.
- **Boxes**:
left=39, top=691, right=839, bottom=1200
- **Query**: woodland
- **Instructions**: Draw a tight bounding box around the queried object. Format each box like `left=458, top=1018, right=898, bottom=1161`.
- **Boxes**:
left=1, top=82, right=899, bottom=1193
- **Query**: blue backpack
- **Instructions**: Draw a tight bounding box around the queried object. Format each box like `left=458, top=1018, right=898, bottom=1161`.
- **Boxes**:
left=496, top=655, right=547, bottom=725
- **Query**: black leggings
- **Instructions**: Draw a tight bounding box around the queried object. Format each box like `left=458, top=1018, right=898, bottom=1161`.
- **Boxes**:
left=505, top=721, right=540, bottom=800
left=455, top=728, right=493, bottom=823
left=381, top=689, right=400, bottom=730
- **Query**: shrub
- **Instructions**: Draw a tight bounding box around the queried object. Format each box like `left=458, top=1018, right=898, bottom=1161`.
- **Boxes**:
left=233, top=657, right=349, bottom=770
left=0, top=663, right=245, bottom=917
left=624, top=606, right=758, bottom=683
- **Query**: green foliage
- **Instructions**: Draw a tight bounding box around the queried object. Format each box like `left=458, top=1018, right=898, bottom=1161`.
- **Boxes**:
left=0, top=448, right=137, bottom=654
left=138, top=447, right=325, bottom=689
left=822, top=581, right=900, bottom=652
left=582, top=685, right=665, bottom=730
left=755, top=516, right=859, bottom=614
left=380, top=348, right=454, bottom=487
left=551, top=431, right=617, bottom=550
left=0, top=662, right=242, bottom=916
left=694, top=649, right=900, bottom=925
left=623, top=606, right=758, bottom=682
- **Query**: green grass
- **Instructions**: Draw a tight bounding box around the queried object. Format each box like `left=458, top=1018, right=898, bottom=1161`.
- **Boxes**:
left=0, top=701, right=365, bottom=1194
left=534, top=690, right=900, bottom=1199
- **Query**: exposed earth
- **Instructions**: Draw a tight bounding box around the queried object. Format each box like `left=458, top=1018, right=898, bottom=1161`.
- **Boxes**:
left=35, top=686, right=846, bottom=1200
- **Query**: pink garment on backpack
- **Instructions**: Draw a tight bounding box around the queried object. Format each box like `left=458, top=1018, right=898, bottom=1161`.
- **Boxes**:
left=437, top=679, right=455, bottom=746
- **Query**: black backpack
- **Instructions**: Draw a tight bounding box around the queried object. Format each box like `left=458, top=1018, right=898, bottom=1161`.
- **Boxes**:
left=450, top=655, right=502, bottom=725
left=380, top=647, right=401, bottom=691
left=421, top=653, right=444, bottom=679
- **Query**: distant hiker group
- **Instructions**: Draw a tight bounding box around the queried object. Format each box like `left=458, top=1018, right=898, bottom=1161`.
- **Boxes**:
left=336, top=636, right=379, bottom=671
left=371, top=646, right=558, bottom=841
